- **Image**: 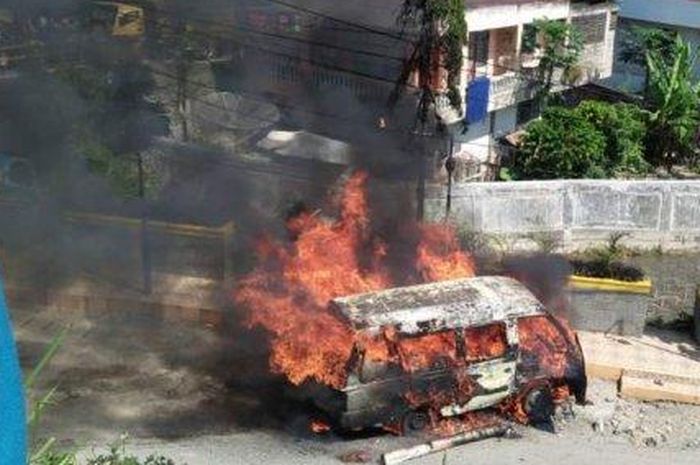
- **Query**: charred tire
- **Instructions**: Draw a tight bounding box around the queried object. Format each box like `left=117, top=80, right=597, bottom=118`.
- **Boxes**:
left=522, top=386, right=554, bottom=425
left=401, top=410, right=430, bottom=436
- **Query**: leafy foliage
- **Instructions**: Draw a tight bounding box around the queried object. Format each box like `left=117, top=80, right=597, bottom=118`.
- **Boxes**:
left=87, top=436, right=184, bottom=465
left=619, top=25, right=677, bottom=89
left=78, top=137, right=162, bottom=200
left=644, top=37, right=700, bottom=169
left=48, top=35, right=168, bottom=198
left=513, top=106, right=607, bottom=179
left=531, top=19, right=583, bottom=108
left=514, top=100, right=652, bottom=179
left=396, top=0, right=468, bottom=113
left=570, top=232, right=646, bottom=282
left=26, top=329, right=78, bottom=465
left=574, top=101, right=651, bottom=176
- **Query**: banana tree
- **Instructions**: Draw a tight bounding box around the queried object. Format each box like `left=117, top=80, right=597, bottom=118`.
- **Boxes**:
left=645, top=37, right=700, bottom=170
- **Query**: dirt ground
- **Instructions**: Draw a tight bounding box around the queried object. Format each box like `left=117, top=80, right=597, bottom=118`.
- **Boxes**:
left=12, top=303, right=700, bottom=464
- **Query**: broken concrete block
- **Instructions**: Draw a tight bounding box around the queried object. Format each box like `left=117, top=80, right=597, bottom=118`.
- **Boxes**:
left=620, top=371, right=700, bottom=406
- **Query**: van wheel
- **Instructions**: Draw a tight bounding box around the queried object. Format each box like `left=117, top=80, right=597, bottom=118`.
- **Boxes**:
left=401, top=410, right=430, bottom=436
left=522, top=386, right=554, bottom=424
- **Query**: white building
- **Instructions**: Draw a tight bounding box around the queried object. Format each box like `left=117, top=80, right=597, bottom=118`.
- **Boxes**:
left=610, top=0, right=700, bottom=93
left=228, top=1, right=618, bottom=179
left=450, top=0, right=618, bottom=178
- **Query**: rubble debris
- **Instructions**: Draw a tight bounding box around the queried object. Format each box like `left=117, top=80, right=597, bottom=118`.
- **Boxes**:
left=381, top=424, right=511, bottom=465
left=337, top=450, right=373, bottom=463
left=563, top=379, right=700, bottom=449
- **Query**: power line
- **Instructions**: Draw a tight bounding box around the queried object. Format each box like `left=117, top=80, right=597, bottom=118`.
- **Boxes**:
left=148, top=6, right=407, bottom=63
left=26, top=1, right=618, bottom=108
left=18, top=3, right=623, bottom=148
left=253, top=0, right=411, bottom=43
left=151, top=69, right=519, bottom=154
left=145, top=9, right=619, bottom=108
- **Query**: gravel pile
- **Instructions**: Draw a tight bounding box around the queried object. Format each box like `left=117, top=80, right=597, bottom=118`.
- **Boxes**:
left=556, top=379, right=700, bottom=450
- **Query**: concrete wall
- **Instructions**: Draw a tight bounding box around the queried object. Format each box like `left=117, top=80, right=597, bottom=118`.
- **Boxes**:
left=466, top=0, right=571, bottom=32
left=629, top=253, right=700, bottom=321
left=426, top=180, right=700, bottom=322
left=610, top=18, right=700, bottom=93
left=618, top=0, right=700, bottom=30
left=425, top=180, right=700, bottom=252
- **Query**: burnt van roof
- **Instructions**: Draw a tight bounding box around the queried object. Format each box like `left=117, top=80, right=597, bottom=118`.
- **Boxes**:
left=330, top=276, right=545, bottom=335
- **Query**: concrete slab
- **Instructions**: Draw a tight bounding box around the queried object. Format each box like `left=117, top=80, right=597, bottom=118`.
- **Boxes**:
left=579, top=329, right=700, bottom=383
left=620, top=371, right=700, bottom=405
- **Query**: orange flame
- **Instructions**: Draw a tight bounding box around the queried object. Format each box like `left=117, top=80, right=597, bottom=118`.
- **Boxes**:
left=416, top=224, right=475, bottom=282
left=310, top=419, right=331, bottom=434
left=233, top=171, right=475, bottom=389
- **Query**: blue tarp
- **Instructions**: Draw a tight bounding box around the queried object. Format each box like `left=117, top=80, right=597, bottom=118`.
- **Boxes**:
left=0, top=269, right=26, bottom=465
left=466, top=76, right=491, bottom=124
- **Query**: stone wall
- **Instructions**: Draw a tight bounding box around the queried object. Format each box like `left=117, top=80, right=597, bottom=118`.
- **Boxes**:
left=426, top=180, right=700, bottom=252
left=426, top=180, right=700, bottom=321
left=629, top=253, right=700, bottom=322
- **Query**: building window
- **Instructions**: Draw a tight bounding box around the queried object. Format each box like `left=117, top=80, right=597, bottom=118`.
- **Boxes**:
left=469, top=31, right=489, bottom=67
left=571, top=14, right=607, bottom=44
left=463, top=324, right=508, bottom=363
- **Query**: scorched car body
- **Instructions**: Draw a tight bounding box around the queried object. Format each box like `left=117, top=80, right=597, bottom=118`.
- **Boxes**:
left=308, top=276, right=586, bottom=434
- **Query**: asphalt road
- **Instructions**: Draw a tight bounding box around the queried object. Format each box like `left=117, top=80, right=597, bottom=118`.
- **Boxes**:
left=14, top=305, right=700, bottom=465
left=81, top=427, right=699, bottom=465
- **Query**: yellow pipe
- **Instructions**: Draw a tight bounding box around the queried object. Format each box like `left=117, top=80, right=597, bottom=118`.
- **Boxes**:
left=569, top=275, right=652, bottom=295
left=64, top=212, right=235, bottom=239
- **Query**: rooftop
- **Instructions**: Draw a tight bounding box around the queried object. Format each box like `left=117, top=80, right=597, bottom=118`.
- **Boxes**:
left=330, top=276, right=545, bottom=335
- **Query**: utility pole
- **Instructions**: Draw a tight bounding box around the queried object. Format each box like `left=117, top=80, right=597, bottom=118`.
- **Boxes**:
left=445, top=136, right=456, bottom=219
left=389, top=1, right=467, bottom=222
left=176, top=50, right=189, bottom=142
left=137, top=152, right=152, bottom=295
left=175, top=20, right=191, bottom=142
left=411, top=19, right=438, bottom=223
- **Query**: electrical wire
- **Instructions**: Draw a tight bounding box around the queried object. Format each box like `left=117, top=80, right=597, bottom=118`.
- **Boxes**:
left=253, top=0, right=412, bottom=43
left=11, top=2, right=623, bottom=153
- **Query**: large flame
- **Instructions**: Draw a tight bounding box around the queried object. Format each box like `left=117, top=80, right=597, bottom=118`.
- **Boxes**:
left=234, top=172, right=475, bottom=389
left=233, top=171, right=580, bottom=433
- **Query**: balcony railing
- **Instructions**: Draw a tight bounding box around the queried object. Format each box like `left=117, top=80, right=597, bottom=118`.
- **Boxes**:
left=486, top=71, right=537, bottom=111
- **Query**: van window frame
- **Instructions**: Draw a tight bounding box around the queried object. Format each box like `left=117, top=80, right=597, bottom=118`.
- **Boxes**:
left=395, top=329, right=459, bottom=373
left=461, top=321, right=511, bottom=364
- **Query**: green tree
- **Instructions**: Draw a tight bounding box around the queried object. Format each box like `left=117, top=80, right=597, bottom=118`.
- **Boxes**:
left=644, top=36, right=700, bottom=170
left=513, top=106, right=607, bottom=179
left=531, top=18, right=583, bottom=108
left=51, top=40, right=168, bottom=199
left=392, top=0, right=468, bottom=115
left=389, top=0, right=468, bottom=220
left=619, top=26, right=676, bottom=92
left=575, top=100, right=651, bottom=176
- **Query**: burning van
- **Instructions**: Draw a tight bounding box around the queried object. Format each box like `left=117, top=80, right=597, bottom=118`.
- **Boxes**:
left=306, top=276, right=586, bottom=434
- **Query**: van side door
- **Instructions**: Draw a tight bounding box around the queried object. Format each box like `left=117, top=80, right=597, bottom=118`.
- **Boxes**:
left=394, top=330, right=460, bottom=411
left=441, top=322, right=517, bottom=417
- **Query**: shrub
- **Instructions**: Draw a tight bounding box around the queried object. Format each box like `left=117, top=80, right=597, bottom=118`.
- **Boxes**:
left=574, top=101, right=651, bottom=176
left=87, top=436, right=184, bottom=465
left=514, top=101, right=652, bottom=180
left=513, top=107, right=607, bottom=179
left=569, top=232, right=646, bottom=282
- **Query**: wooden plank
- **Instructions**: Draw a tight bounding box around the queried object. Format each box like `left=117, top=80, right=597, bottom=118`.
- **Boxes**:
left=620, top=373, right=700, bottom=405
left=578, top=331, right=700, bottom=382
left=382, top=425, right=510, bottom=465
left=584, top=362, right=623, bottom=382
